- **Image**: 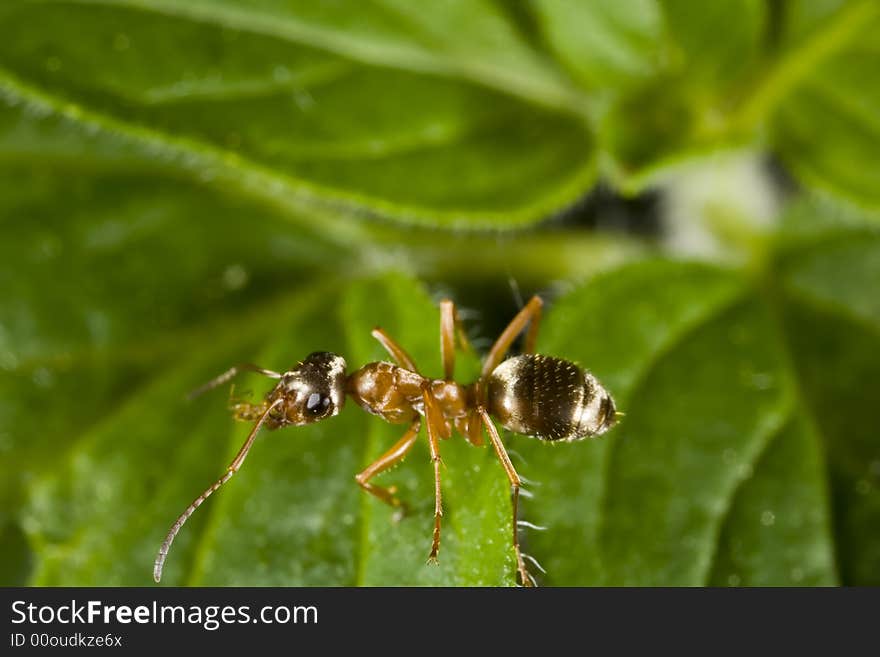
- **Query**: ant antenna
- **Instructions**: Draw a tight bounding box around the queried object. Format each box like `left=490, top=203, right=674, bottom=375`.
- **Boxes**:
left=153, top=397, right=284, bottom=583
left=187, top=364, right=282, bottom=401
left=507, top=274, right=525, bottom=310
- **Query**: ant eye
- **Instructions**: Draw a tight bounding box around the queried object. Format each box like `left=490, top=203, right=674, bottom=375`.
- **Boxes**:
left=305, top=392, right=331, bottom=415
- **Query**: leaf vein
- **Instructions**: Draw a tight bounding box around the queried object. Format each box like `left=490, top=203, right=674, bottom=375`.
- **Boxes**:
left=30, top=0, right=588, bottom=113
left=594, top=284, right=748, bottom=580
left=699, top=406, right=795, bottom=585
left=755, top=283, right=843, bottom=584
left=0, top=67, right=594, bottom=230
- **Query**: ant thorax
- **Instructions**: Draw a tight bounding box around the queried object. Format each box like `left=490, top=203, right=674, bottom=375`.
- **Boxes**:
left=346, top=362, right=472, bottom=427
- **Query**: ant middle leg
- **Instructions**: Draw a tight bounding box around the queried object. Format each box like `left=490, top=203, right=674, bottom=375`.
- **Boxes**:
left=481, top=295, right=543, bottom=378
left=478, top=408, right=535, bottom=587
left=355, top=417, right=421, bottom=513
left=440, top=299, right=456, bottom=381
left=440, top=299, right=483, bottom=446
left=422, top=385, right=446, bottom=563
left=439, top=298, right=476, bottom=381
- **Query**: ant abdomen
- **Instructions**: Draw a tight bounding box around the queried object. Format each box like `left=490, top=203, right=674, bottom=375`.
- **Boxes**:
left=487, top=354, right=617, bottom=442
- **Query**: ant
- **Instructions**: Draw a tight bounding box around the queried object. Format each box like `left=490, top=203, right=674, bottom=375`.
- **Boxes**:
left=153, top=296, right=618, bottom=586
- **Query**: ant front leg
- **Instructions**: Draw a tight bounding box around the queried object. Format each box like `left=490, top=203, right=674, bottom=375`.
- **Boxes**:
left=481, top=296, right=543, bottom=378
left=229, top=399, right=271, bottom=422
left=355, top=417, right=421, bottom=516
left=478, top=408, right=535, bottom=587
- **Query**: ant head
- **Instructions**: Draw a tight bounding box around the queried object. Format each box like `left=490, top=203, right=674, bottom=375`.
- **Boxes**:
left=272, top=352, right=347, bottom=425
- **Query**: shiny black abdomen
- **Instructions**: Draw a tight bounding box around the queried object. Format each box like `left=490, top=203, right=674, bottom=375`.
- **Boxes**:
left=486, top=354, right=615, bottom=442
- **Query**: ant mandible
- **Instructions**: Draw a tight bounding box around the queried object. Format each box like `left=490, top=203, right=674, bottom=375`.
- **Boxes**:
left=153, top=296, right=618, bottom=586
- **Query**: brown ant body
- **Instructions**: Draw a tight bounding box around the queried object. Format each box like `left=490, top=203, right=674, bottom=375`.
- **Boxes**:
left=153, top=296, right=618, bottom=586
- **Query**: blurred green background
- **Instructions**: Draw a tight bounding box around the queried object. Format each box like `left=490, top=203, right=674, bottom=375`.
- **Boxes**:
left=1, top=0, right=878, bottom=586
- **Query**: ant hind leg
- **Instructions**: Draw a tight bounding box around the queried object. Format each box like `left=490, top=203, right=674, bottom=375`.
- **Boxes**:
left=478, top=408, right=535, bottom=587
left=481, top=296, right=543, bottom=378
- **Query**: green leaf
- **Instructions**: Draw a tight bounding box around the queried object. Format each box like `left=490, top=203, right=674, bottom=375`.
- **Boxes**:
left=19, top=274, right=514, bottom=585
left=3, top=2, right=878, bottom=588
left=3, top=2, right=877, bottom=221
left=517, top=217, right=879, bottom=585
left=533, top=0, right=880, bottom=210
left=0, top=1, right=595, bottom=228
left=533, top=0, right=765, bottom=91
left=769, top=1, right=880, bottom=210
left=531, top=0, right=766, bottom=178
left=531, top=0, right=666, bottom=91
left=659, top=0, right=766, bottom=86
left=0, top=167, right=342, bottom=511
left=8, top=199, right=880, bottom=586
left=0, top=161, right=639, bottom=543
